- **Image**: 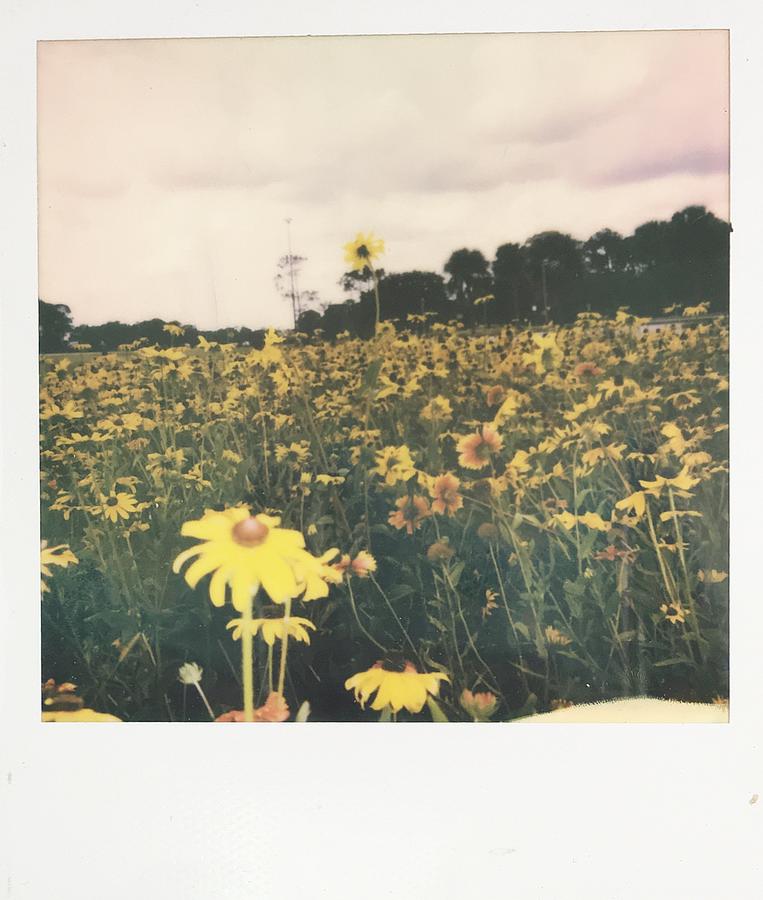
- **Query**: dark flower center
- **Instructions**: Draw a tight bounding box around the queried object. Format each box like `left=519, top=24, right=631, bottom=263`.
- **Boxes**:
left=380, top=655, right=408, bottom=673
left=106, top=497, right=119, bottom=506
left=356, top=244, right=370, bottom=258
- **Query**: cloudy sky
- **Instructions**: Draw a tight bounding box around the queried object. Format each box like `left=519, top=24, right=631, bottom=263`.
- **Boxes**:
left=38, top=30, right=728, bottom=330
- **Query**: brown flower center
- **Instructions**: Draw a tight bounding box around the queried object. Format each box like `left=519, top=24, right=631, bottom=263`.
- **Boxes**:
left=378, top=656, right=414, bottom=673
left=232, top=516, right=269, bottom=547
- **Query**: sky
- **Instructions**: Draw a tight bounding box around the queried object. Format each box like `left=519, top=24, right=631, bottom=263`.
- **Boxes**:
left=37, top=30, right=729, bottom=330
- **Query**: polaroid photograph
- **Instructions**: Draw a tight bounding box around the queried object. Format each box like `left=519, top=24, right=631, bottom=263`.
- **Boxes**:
left=3, top=4, right=761, bottom=899
left=37, top=29, right=729, bottom=725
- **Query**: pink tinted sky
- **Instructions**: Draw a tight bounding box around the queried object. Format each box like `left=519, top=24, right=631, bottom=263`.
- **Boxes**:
left=38, top=30, right=728, bottom=330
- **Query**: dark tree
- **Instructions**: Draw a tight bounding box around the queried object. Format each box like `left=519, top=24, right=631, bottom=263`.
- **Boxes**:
left=39, top=300, right=73, bottom=353
left=296, top=309, right=323, bottom=335
left=443, top=249, right=491, bottom=305
left=523, top=231, right=583, bottom=322
left=492, top=243, right=531, bottom=322
left=375, top=271, right=448, bottom=322
left=582, top=229, right=627, bottom=274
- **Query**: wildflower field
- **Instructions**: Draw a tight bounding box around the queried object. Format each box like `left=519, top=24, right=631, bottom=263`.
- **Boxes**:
left=40, top=309, right=729, bottom=722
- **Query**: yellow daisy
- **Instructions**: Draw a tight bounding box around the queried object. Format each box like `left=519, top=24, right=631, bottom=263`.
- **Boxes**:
left=42, top=709, right=122, bottom=722
left=343, top=232, right=385, bottom=272
left=97, top=491, right=139, bottom=523
left=40, top=541, right=78, bottom=593
left=345, top=659, right=449, bottom=714
left=226, top=616, right=316, bottom=646
left=172, top=508, right=338, bottom=610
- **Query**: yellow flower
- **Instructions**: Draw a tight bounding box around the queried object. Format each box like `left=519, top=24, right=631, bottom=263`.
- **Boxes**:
left=577, top=511, right=610, bottom=532
left=343, top=232, right=385, bottom=272
left=492, top=394, right=519, bottom=426
left=639, top=467, right=699, bottom=496
left=552, top=511, right=578, bottom=531
left=523, top=332, right=563, bottom=374
left=615, top=491, right=647, bottom=521
left=345, top=660, right=449, bottom=714
left=660, top=600, right=689, bottom=624
left=173, top=508, right=339, bottom=610
left=420, top=395, right=453, bottom=422
left=660, top=422, right=688, bottom=456
left=226, top=616, right=316, bottom=646
left=40, top=541, right=78, bottom=593
left=163, top=323, right=185, bottom=336
left=698, top=569, right=728, bottom=583
left=97, top=491, right=139, bottom=523
left=42, top=709, right=122, bottom=722
left=544, top=626, right=572, bottom=646
left=371, top=445, right=416, bottom=485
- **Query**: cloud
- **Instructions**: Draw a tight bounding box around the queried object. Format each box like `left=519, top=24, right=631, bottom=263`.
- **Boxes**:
left=37, top=31, right=728, bottom=329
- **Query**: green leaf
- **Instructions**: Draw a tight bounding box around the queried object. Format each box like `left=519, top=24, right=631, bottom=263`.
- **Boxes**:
left=426, top=697, right=449, bottom=722
left=448, top=561, right=465, bottom=587
left=387, top=583, right=415, bottom=602
left=653, top=656, right=692, bottom=668
left=362, top=358, right=383, bottom=392
left=514, top=621, right=531, bottom=641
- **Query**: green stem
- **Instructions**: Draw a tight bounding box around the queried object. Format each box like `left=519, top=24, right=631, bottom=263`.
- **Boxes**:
left=371, top=268, right=381, bottom=334
left=194, top=682, right=216, bottom=721
left=242, top=599, right=255, bottom=721
left=668, top=487, right=704, bottom=661
left=347, top=577, right=386, bottom=652
left=277, top=598, right=292, bottom=696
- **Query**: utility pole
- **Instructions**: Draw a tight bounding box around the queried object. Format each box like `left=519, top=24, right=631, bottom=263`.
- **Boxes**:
left=285, top=218, right=299, bottom=329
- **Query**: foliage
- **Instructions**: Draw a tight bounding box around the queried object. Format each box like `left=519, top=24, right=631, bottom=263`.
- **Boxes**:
left=40, top=311, right=729, bottom=721
left=39, top=300, right=74, bottom=353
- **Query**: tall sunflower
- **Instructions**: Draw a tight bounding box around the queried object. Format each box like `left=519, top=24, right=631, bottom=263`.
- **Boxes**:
left=173, top=507, right=338, bottom=722
left=343, top=232, right=385, bottom=273
left=172, top=508, right=338, bottom=610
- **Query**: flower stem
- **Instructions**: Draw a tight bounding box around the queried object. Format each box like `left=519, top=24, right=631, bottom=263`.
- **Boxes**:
left=277, top=598, right=292, bottom=696
left=371, top=268, right=381, bottom=334
left=347, top=577, right=386, bottom=652
left=194, top=682, right=215, bottom=721
left=242, top=599, right=255, bottom=722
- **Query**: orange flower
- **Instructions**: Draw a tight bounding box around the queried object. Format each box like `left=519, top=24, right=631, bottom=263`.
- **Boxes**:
left=333, top=554, right=352, bottom=577
left=460, top=689, right=498, bottom=719
left=215, top=691, right=290, bottom=722
left=350, top=550, right=377, bottom=578
left=429, top=473, right=463, bottom=516
left=333, top=550, right=377, bottom=578
left=456, top=425, right=503, bottom=470
left=573, top=361, right=604, bottom=378
left=388, top=495, right=430, bottom=534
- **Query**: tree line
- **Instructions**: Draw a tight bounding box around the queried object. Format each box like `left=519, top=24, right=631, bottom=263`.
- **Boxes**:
left=39, top=204, right=728, bottom=352
left=298, top=205, right=729, bottom=339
